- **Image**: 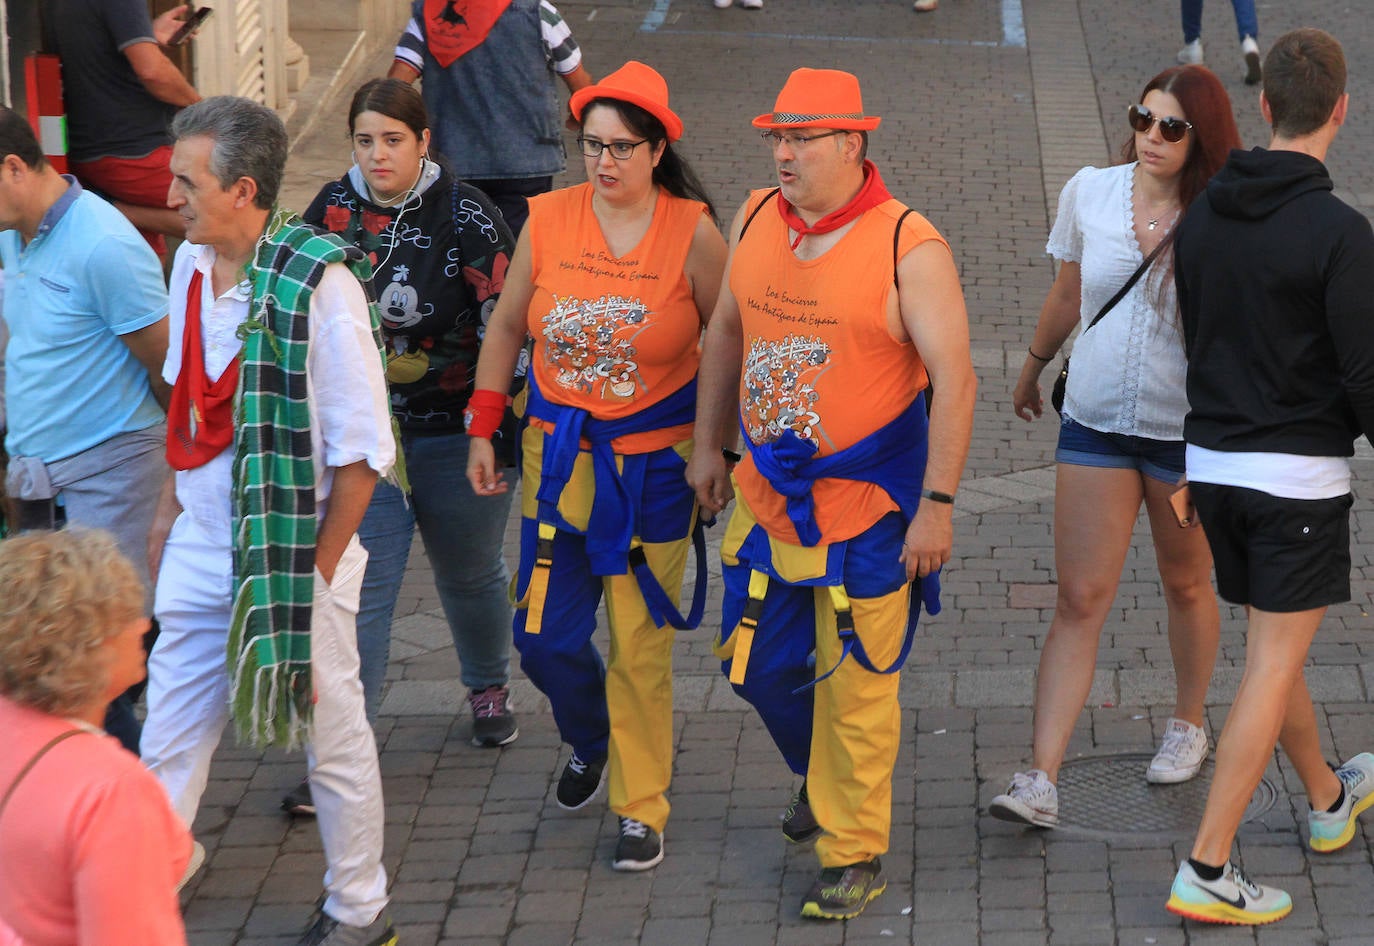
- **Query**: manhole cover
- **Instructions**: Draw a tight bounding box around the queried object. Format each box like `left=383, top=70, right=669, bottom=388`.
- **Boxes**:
left=1053, top=752, right=1278, bottom=839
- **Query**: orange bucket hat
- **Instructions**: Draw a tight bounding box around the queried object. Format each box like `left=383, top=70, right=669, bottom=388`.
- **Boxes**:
left=751, top=68, right=881, bottom=131
left=570, top=60, right=684, bottom=142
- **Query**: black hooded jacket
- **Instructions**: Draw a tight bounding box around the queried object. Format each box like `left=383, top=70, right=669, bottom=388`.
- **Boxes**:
left=1176, top=147, right=1374, bottom=456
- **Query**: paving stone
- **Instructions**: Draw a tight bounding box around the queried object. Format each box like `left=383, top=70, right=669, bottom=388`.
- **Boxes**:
left=171, top=2, right=1374, bottom=942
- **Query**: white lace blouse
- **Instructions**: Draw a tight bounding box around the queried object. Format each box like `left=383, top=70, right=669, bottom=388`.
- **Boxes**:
left=1048, top=163, right=1189, bottom=441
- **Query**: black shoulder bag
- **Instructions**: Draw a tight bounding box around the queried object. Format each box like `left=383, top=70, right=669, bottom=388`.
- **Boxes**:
left=1051, top=233, right=1172, bottom=414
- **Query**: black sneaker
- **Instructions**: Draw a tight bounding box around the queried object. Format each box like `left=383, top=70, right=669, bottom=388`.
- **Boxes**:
left=296, top=907, right=397, bottom=946
left=800, top=857, right=887, bottom=920
left=556, top=750, right=606, bottom=810
left=282, top=777, right=316, bottom=817
left=468, top=685, right=519, bottom=747
left=612, top=816, right=664, bottom=871
left=782, top=780, right=822, bottom=844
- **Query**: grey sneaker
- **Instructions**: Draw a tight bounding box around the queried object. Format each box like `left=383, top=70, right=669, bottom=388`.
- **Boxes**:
left=1308, top=752, right=1374, bottom=852
left=988, top=769, right=1059, bottom=827
left=556, top=750, right=606, bottom=810
left=176, top=841, right=206, bottom=892
left=1242, top=36, right=1262, bottom=85
left=1177, top=39, right=1204, bottom=64
left=800, top=858, right=886, bottom=919
left=782, top=781, right=822, bottom=843
left=282, top=777, right=316, bottom=817
left=468, top=685, right=518, bottom=747
left=297, top=908, right=397, bottom=946
left=612, top=817, right=664, bottom=871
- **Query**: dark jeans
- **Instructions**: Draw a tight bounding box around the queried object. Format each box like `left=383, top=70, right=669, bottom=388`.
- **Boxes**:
left=471, top=176, right=553, bottom=237
left=103, top=624, right=160, bottom=753
left=1181, top=0, right=1258, bottom=43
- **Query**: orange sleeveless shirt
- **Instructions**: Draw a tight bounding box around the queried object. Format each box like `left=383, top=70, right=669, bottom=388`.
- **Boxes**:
left=525, top=183, right=707, bottom=454
left=731, top=189, right=948, bottom=545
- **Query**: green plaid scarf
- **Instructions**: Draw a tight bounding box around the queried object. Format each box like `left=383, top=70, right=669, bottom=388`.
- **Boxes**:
left=227, top=211, right=390, bottom=748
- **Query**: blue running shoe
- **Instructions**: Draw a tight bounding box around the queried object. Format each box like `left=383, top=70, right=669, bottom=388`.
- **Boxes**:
left=1308, top=752, right=1374, bottom=852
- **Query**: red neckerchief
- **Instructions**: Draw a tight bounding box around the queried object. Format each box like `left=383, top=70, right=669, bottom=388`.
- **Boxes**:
left=424, top=0, right=513, bottom=68
left=776, top=159, right=892, bottom=249
left=166, top=268, right=240, bottom=471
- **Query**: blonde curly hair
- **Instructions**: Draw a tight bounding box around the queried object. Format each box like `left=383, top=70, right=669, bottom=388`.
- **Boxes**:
left=0, top=529, right=145, bottom=716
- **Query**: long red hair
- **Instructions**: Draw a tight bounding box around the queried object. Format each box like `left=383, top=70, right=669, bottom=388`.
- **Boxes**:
left=1120, top=65, right=1242, bottom=210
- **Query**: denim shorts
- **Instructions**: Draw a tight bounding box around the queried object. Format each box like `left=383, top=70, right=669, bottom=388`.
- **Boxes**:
left=1054, top=415, right=1185, bottom=485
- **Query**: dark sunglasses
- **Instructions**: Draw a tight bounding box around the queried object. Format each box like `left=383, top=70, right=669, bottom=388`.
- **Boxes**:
left=1127, top=104, right=1193, bottom=143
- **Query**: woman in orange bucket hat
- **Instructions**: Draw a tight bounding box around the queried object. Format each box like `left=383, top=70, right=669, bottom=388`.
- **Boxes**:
left=467, top=60, right=727, bottom=872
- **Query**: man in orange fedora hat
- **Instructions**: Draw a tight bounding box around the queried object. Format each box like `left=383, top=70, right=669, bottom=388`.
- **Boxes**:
left=688, top=67, right=976, bottom=920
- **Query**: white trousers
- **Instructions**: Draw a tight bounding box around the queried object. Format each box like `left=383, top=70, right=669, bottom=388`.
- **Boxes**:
left=141, top=513, right=389, bottom=927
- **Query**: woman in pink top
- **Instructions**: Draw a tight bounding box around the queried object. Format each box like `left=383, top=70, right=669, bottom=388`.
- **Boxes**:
left=0, top=530, right=191, bottom=946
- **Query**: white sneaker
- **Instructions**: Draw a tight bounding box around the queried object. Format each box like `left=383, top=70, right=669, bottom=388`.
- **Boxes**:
left=1177, top=39, right=1204, bottom=65
left=913, top=0, right=939, bottom=10
left=1147, top=717, right=1209, bottom=784
left=740, top=0, right=763, bottom=7
left=176, top=840, right=206, bottom=892
left=1166, top=860, right=1292, bottom=925
left=988, top=769, right=1058, bottom=827
left=1308, top=751, right=1374, bottom=852
left=1242, top=35, right=1262, bottom=85
left=713, top=0, right=733, bottom=7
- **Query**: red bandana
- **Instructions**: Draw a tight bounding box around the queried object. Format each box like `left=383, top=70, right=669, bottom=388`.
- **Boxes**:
left=166, top=269, right=240, bottom=470
left=776, top=159, right=892, bottom=249
left=424, top=0, right=513, bottom=68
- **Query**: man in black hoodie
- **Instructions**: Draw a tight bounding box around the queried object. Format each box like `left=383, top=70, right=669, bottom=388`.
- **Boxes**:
left=1167, top=28, right=1374, bottom=926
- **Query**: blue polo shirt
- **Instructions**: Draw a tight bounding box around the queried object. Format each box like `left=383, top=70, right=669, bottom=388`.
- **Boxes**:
left=0, top=178, right=167, bottom=462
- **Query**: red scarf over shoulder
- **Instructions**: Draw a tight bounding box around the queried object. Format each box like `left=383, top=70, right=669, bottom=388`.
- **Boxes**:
left=166, top=269, right=239, bottom=470
left=776, top=160, right=892, bottom=250
left=424, top=0, right=513, bottom=67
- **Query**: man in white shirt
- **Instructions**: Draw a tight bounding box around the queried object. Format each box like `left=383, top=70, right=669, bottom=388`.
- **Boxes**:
left=138, top=97, right=397, bottom=946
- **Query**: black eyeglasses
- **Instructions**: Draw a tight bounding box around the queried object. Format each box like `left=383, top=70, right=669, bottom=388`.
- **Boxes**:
left=1127, top=104, right=1193, bottom=143
left=759, top=130, right=847, bottom=149
left=576, top=136, right=650, bottom=160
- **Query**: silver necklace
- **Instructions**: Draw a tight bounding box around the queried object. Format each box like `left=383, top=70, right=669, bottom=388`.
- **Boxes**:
left=1136, top=167, right=1178, bottom=231
left=1147, top=210, right=1177, bottom=231
left=1142, top=197, right=1178, bottom=231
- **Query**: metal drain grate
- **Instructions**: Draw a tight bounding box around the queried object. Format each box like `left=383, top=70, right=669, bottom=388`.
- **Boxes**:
left=1053, top=752, right=1278, bottom=839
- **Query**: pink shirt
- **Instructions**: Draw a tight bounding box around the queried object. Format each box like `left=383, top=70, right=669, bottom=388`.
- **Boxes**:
left=0, top=698, right=189, bottom=946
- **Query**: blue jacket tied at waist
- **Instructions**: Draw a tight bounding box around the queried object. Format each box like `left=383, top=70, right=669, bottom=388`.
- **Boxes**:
left=747, top=392, right=930, bottom=549
left=526, top=374, right=697, bottom=576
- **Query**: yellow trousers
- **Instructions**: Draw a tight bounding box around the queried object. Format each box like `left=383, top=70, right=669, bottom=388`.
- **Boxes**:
left=717, top=494, right=911, bottom=865
left=514, top=426, right=693, bottom=832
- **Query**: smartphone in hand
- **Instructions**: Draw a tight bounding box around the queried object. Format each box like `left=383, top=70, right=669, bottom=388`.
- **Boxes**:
left=168, top=6, right=213, bottom=46
left=1169, top=483, right=1196, bottom=529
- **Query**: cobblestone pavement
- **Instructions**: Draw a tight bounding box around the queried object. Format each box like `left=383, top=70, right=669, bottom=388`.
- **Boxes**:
left=185, top=2, right=1374, bottom=943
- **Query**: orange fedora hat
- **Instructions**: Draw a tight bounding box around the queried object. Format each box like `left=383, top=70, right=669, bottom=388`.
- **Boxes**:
left=570, top=60, right=684, bottom=142
left=751, top=68, right=881, bottom=131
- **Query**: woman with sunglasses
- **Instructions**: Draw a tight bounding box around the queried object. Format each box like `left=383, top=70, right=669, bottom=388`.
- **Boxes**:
left=466, top=61, right=727, bottom=870
left=992, top=66, right=1241, bottom=828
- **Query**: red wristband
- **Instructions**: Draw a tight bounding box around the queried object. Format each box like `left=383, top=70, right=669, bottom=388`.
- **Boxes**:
left=464, top=389, right=509, bottom=439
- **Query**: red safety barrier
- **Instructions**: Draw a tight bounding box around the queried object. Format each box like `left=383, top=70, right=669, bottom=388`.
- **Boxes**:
left=24, top=53, right=67, bottom=173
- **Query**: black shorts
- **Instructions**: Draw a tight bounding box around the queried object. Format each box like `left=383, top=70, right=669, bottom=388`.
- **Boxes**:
left=1190, top=482, right=1352, bottom=613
